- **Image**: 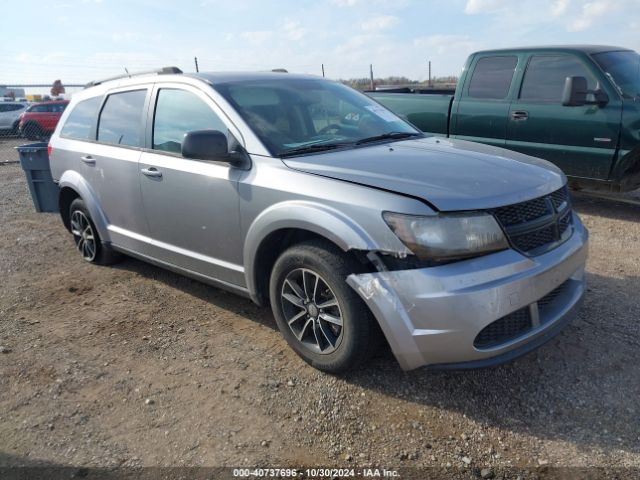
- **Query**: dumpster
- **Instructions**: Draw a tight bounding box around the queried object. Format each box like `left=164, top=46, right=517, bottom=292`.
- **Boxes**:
left=16, top=142, right=60, bottom=213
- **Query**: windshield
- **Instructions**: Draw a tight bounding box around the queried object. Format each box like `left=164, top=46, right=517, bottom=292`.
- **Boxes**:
left=592, top=50, right=640, bottom=97
left=214, top=78, right=420, bottom=156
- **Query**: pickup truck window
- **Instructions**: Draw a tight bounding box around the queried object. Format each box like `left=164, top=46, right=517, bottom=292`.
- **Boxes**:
left=215, top=78, right=416, bottom=156
left=97, top=90, right=147, bottom=147
left=468, top=56, right=518, bottom=99
left=520, top=55, right=595, bottom=103
left=153, top=89, right=227, bottom=154
left=593, top=50, right=640, bottom=97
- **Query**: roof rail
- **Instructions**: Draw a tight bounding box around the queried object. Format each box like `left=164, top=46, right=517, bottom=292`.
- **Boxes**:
left=85, top=66, right=183, bottom=88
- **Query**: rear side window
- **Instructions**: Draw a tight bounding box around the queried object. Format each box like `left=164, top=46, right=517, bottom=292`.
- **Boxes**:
left=468, top=56, right=518, bottom=99
left=0, top=104, right=23, bottom=112
left=60, top=97, right=102, bottom=140
left=152, top=89, right=227, bottom=154
left=98, top=90, right=147, bottom=147
left=51, top=103, right=68, bottom=113
left=520, top=55, right=596, bottom=102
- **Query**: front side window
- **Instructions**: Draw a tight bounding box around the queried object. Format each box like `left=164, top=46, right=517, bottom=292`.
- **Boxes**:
left=593, top=50, right=640, bottom=97
left=98, top=90, right=146, bottom=147
left=520, top=55, right=596, bottom=102
left=153, top=89, right=227, bottom=154
left=468, top=56, right=518, bottom=99
left=60, top=96, right=102, bottom=140
left=215, top=78, right=418, bottom=156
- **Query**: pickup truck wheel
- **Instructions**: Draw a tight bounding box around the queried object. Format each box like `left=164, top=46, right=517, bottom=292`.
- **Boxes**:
left=269, top=240, right=379, bottom=373
left=68, top=198, right=120, bottom=265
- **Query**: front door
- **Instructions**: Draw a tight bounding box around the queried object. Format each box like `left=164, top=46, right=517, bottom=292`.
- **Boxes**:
left=506, top=54, right=622, bottom=179
left=138, top=85, right=244, bottom=287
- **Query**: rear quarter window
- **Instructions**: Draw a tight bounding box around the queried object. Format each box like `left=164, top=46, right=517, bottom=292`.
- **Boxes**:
left=60, top=97, right=103, bottom=140
left=468, top=56, right=518, bottom=99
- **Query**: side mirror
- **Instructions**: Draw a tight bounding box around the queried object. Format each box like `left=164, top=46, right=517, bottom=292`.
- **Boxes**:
left=562, top=76, right=588, bottom=106
left=182, top=130, right=228, bottom=161
left=562, top=76, right=609, bottom=107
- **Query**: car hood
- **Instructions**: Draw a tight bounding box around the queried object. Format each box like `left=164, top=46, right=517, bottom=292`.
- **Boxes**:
left=281, top=136, right=565, bottom=211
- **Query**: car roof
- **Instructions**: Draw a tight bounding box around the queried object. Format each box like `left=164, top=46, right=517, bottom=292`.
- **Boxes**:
left=184, top=71, right=323, bottom=84
left=473, top=45, right=633, bottom=55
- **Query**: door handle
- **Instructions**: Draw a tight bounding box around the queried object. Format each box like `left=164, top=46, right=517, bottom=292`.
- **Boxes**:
left=80, top=155, right=95, bottom=165
left=511, top=110, right=529, bottom=121
left=141, top=167, right=162, bottom=178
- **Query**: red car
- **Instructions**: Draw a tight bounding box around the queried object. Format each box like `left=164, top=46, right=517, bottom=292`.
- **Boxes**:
left=19, top=100, right=69, bottom=140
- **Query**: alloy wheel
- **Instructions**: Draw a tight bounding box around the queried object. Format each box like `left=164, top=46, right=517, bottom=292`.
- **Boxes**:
left=70, top=210, right=97, bottom=262
left=280, top=268, right=344, bottom=354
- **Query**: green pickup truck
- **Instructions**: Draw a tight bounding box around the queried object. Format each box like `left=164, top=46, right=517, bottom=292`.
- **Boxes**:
left=370, top=45, right=640, bottom=192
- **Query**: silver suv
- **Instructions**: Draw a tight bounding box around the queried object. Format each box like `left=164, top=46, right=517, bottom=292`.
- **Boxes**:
left=49, top=68, right=588, bottom=372
left=0, top=101, right=28, bottom=135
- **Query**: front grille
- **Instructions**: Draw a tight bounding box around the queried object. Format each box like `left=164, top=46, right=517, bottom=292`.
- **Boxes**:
left=490, top=185, right=573, bottom=256
left=474, top=308, right=532, bottom=349
left=538, top=280, right=570, bottom=319
left=474, top=280, right=573, bottom=349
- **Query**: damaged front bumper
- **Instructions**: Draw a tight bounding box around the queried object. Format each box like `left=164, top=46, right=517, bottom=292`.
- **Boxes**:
left=347, top=213, right=589, bottom=371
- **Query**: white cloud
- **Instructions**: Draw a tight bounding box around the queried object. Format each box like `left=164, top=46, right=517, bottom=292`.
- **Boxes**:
left=240, top=30, right=273, bottom=45
left=361, top=15, right=400, bottom=31
left=331, top=0, right=360, bottom=6
left=283, top=20, right=307, bottom=41
left=111, top=32, right=140, bottom=42
left=464, top=0, right=507, bottom=15
left=568, top=1, right=611, bottom=31
left=413, top=34, right=476, bottom=55
left=550, top=0, right=570, bottom=16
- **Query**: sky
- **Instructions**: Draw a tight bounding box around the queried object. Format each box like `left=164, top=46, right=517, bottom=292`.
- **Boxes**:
left=2, top=0, right=639, bottom=88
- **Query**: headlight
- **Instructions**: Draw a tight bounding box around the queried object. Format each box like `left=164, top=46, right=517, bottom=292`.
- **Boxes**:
left=383, top=211, right=509, bottom=262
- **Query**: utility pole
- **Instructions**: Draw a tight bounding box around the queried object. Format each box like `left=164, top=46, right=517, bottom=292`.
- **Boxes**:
left=369, top=64, right=375, bottom=91
left=428, top=60, right=432, bottom=87
left=194, top=57, right=200, bottom=73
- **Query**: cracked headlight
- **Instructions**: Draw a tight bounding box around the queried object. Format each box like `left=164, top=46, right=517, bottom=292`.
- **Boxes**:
left=383, top=211, right=509, bottom=262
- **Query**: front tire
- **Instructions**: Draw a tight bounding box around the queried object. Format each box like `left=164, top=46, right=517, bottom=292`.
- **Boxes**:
left=68, top=198, right=119, bottom=265
left=269, top=240, right=380, bottom=373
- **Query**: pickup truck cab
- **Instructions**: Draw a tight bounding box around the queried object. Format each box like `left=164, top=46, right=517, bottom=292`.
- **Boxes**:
left=371, top=45, right=640, bottom=192
left=49, top=69, right=588, bottom=372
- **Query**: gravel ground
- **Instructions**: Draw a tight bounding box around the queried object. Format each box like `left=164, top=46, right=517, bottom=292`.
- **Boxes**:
left=0, top=162, right=639, bottom=478
left=0, top=137, right=29, bottom=164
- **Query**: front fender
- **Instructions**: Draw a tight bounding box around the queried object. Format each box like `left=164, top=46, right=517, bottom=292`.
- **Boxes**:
left=611, top=144, right=640, bottom=191
left=58, top=170, right=111, bottom=243
left=243, top=200, right=383, bottom=299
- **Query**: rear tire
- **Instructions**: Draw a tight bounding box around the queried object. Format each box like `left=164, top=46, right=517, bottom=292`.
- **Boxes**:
left=68, top=198, right=120, bottom=265
left=23, top=122, right=43, bottom=141
left=269, top=239, right=380, bottom=373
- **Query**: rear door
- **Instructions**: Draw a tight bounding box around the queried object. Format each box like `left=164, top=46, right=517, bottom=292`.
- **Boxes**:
left=138, top=84, right=244, bottom=286
left=451, top=54, right=520, bottom=147
left=0, top=104, right=11, bottom=129
left=506, top=54, right=622, bottom=179
left=85, top=88, right=151, bottom=249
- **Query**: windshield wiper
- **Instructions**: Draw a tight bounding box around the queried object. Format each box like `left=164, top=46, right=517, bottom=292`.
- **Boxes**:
left=280, top=142, right=352, bottom=157
left=355, top=131, right=422, bottom=145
